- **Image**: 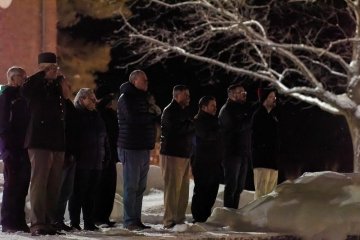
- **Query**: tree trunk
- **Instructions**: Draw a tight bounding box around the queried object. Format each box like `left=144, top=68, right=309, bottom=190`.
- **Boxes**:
left=346, top=114, right=360, bottom=173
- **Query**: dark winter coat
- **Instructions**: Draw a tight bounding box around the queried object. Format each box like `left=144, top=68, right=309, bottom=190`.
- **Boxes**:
left=218, top=99, right=254, bottom=161
left=0, top=86, right=30, bottom=152
left=64, top=99, right=79, bottom=166
left=76, top=107, right=107, bottom=170
left=192, top=111, right=222, bottom=170
left=22, top=71, right=66, bottom=151
left=160, top=100, right=194, bottom=158
left=97, top=102, right=119, bottom=163
left=252, top=105, right=279, bottom=170
left=117, top=82, right=157, bottom=150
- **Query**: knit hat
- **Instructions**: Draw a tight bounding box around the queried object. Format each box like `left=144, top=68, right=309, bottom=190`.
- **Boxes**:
left=258, top=87, right=276, bottom=103
left=38, top=52, right=57, bottom=64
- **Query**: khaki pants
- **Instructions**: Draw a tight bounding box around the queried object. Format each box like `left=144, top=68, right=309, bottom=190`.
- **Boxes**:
left=28, top=149, right=64, bottom=230
left=253, top=168, right=278, bottom=200
left=160, top=155, right=190, bottom=227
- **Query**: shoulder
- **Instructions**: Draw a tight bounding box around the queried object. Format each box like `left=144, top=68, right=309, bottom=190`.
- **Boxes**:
left=219, top=103, right=230, bottom=116
left=0, top=86, right=17, bottom=98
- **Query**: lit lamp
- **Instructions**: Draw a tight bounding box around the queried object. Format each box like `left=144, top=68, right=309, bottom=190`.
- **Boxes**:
left=0, top=0, right=12, bottom=9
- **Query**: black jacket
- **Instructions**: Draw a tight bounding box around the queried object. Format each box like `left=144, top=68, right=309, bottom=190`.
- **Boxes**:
left=76, top=107, right=107, bottom=170
left=97, top=102, right=119, bottom=163
left=22, top=71, right=66, bottom=151
left=117, top=82, right=157, bottom=150
left=218, top=99, right=254, bottom=160
left=160, top=100, right=194, bottom=158
left=252, top=105, right=279, bottom=170
left=64, top=99, right=79, bottom=161
left=0, top=86, right=30, bottom=152
left=192, top=111, right=222, bottom=168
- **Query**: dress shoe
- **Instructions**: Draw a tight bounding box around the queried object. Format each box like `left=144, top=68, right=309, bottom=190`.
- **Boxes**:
left=84, top=224, right=99, bottom=231
left=54, top=222, right=73, bottom=232
left=138, top=222, right=151, bottom=229
left=95, top=220, right=116, bottom=228
left=124, top=224, right=142, bottom=231
left=70, top=224, right=82, bottom=231
left=163, top=222, right=176, bottom=229
left=2, top=226, right=19, bottom=233
left=31, top=228, right=57, bottom=236
left=17, top=223, right=30, bottom=233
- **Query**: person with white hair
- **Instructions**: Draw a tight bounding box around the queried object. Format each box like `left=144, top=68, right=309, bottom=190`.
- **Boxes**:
left=0, top=66, right=31, bottom=233
left=68, top=88, right=108, bottom=231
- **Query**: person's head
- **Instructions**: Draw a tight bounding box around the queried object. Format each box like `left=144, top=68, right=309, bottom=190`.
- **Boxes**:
left=227, top=84, right=247, bottom=103
left=6, top=66, right=26, bottom=87
left=129, top=70, right=148, bottom=91
left=198, top=96, right=217, bottom=116
left=260, top=88, right=277, bottom=110
left=74, top=88, right=97, bottom=111
left=172, top=85, right=190, bottom=108
left=37, top=52, right=59, bottom=80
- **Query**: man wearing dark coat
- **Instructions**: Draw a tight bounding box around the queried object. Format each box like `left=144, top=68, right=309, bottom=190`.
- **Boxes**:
left=191, top=96, right=222, bottom=223
left=219, top=84, right=253, bottom=209
left=117, top=70, right=161, bottom=230
left=160, top=85, right=194, bottom=229
left=252, top=88, right=279, bottom=199
left=93, top=93, right=118, bottom=227
left=0, top=66, right=31, bottom=233
left=22, top=52, right=67, bottom=236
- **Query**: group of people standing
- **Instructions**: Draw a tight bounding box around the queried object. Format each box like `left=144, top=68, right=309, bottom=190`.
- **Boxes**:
left=0, top=52, right=117, bottom=235
left=0, top=51, right=280, bottom=235
left=119, top=71, right=280, bottom=229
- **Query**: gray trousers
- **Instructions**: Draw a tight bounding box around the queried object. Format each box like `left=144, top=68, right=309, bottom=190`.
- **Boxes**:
left=28, top=149, right=64, bottom=230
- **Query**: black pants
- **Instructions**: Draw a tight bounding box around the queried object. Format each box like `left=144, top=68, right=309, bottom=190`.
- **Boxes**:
left=223, top=156, right=248, bottom=209
left=1, top=149, right=31, bottom=229
left=55, top=159, right=76, bottom=223
left=69, top=169, right=101, bottom=227
left=191, top=161, right=220, bottom=222
left=93, top=162, right=117, bottom=223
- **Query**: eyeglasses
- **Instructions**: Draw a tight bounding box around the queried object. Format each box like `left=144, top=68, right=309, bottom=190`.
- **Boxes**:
left=46, top=65, right=60, bottom=71
left=86, top=97, right=97, bottom=103
left=234, top=90, right=247, bottom=95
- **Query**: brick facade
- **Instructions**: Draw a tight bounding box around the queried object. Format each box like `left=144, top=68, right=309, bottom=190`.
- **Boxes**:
left=0, top=0, right=57, bottom=83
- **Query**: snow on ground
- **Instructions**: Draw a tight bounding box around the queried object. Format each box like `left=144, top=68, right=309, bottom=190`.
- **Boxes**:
left=0, top=163, right=360, bottom=239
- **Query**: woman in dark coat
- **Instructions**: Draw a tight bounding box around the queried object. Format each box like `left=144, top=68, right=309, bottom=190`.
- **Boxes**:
left=191, top=96, right=222, bottom=222
left=68, top=88, right=107, bottom=231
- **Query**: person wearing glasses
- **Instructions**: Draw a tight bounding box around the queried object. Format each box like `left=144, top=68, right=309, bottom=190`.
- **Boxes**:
left=219, top=84, right=254, bottom=209
left=22, top=52, right=67, bottom=236
left=68, top=88, right=107, bottom=231
left=0, top=66, right=31, bottom=233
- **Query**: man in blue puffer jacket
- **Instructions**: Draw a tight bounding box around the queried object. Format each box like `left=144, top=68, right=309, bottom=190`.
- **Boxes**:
left=117, top=70, right=161, bottom=231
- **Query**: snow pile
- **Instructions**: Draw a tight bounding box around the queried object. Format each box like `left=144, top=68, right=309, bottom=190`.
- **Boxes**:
left=2, top=161, right=360, bottom=239
left=207, top=171, right=360, bottom=240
